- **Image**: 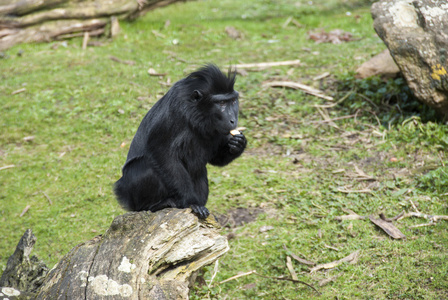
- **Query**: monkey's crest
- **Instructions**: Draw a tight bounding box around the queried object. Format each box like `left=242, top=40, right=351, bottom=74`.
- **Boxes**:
left=185, top=64, right=236, bottom=95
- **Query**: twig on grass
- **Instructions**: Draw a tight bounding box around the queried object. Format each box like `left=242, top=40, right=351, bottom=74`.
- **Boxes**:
left=20, top=205, right=31, bottom=217
left=310, top=250, right=360, bottom=273
left=334, top=214, right=366, bottom=221
left=82, top=31, right=89, bottom=50
left=336, top=187, right=373, bottom=194
left=316, top=106, right=339, bottom=129
left=379, top=211, right=404, bottom=222
left=218, top=270, right=256, bottom=284
left=408, top=223, right=436, bottom=229
left=218, top=269, right=320, bottom=294
left=263, top=81, right=333, bottom=101
left=41, top=191, right=53, bottom=205
left=313, top=90, right=353, bottom=108
left=207, top=259, right=219, bottom=288
left=324, top=244, right=340, bottom=251
left=109, top=55, right=136, bottom=65
left=437, top=151, right=445, bottom=167
left=309, top=114, right=357, bottom=124
left=0, top=165, right=15, bottom=171
left=286, top=256, right=299, bottom=280
left=313, top=72, right=330, bottom=81
left=230, top=59, right=301, bottom=69
left=399, top=211, right=448, bottom=222
left=409, top=199, right=420, bottom=213
left=11, top=88, right=26, bottom=95
left=253, top=271, right=321, bottom=295
left=283, top=244, right=316, bottom=266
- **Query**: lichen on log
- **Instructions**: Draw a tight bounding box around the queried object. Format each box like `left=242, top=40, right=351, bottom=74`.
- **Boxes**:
left=0, top=229, right=48, bottom=298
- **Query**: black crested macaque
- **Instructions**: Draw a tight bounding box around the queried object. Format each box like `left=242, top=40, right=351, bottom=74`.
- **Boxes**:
left=114, top=64, right=246, bottom=219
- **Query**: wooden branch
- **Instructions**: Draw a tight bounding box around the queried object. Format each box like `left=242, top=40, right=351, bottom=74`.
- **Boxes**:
left=263, top=81, right=334, bottom=101
left=0, top=0, right=68, bottom=16
left=0, top=1, right=137, bottom=28
left=286, top=256, right=299, bottom=280
left=310, top=250, right=360, bottom=273
left=401, top=211, right=448, bottom=222
left=0, top=165, right=15, bottom=171
left=0, top=18, right=108, bottom=50
left=0, top=0, right=187, bottom=50
left=230, top=59, right=301, bottom=69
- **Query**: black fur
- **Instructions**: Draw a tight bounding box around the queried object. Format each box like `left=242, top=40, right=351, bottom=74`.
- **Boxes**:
left=114, top=64, right=246, bottom=219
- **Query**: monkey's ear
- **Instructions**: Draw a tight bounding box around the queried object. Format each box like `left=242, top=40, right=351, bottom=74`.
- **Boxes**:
left=191, top=90, right=203, bottom=102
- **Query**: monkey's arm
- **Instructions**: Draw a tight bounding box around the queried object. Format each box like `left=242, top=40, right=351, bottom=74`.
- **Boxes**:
left=209, top=133, right=246, bottom=166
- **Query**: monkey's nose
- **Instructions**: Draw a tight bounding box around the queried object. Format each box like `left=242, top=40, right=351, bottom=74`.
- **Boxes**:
left=230, top=119, right=235, bottom=125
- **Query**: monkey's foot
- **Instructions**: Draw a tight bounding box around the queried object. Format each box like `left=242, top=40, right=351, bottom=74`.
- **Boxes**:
left=190, top=205, right=210, bottom=219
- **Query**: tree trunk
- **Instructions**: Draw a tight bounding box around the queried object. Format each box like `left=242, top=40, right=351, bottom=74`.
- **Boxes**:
left=0, top=0, right=187, bottom=50
left=0, top=209, right=229, bottom=300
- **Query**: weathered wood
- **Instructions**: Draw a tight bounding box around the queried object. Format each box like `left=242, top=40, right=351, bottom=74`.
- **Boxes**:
left=0, top=229, right=48, bottom=299
left=0, top=0, right=188, bottom=50
left=1, top=209, right=228, bottom=300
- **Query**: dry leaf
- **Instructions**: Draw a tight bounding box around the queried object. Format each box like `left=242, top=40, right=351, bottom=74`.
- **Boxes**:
left=318, top=276, right=338, bottom=287
left=243, top=283, right=256, bottom=290
left=369, top=215, right=406, bottom=239
left=308, top=29, right=355, bottom=44
left=225, top=26, right=244, bottom=40
left=23, top=136, right=35, bottom=142
left=259, top=225, right=274, bottom=233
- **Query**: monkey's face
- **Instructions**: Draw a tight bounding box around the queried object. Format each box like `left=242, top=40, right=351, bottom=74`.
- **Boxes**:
left=210, top=91, right=239, bottom=135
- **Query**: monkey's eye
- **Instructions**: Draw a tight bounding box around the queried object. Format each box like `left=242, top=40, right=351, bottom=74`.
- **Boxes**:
left=232, top=99, right=237, bottom=104
left=219, top=100, right=226, bottom=106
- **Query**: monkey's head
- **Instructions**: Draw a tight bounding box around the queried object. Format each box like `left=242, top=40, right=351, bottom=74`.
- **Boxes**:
left=181, top=64, right=239, bottom=137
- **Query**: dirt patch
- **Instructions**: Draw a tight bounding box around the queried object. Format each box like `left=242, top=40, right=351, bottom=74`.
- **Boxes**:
left=215, top=207, right=265, bottom=228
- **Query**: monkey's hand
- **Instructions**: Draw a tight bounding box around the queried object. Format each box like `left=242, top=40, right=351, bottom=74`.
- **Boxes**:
left=191, top=204, right=210, bottom=219
left=228, top=133, right=247, bottom=155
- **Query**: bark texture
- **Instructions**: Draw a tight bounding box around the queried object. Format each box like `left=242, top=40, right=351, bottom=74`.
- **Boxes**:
left=1, top=209, right=229, bottom=300
left=371, top=0, right=448, bottom=117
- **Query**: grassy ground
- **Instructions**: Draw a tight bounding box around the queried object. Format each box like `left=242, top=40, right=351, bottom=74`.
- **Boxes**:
left=1, top=0, right=447, bottom=298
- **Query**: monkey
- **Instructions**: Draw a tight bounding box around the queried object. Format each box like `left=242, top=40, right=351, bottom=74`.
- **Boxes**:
left=114, top=64, right=246, bottom=219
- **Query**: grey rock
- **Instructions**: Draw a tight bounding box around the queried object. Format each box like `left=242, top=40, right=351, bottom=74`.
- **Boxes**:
left=371, top=0, right=448, bottom=117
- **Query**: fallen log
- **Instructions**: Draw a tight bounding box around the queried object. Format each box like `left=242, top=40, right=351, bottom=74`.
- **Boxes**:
left=0, top=208, right=229, bottom=299
left=0, top=0, right=188, bottom=50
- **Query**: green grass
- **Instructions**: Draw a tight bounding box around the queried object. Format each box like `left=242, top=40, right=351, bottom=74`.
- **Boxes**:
left=1, top=0, right=447, bottom=299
